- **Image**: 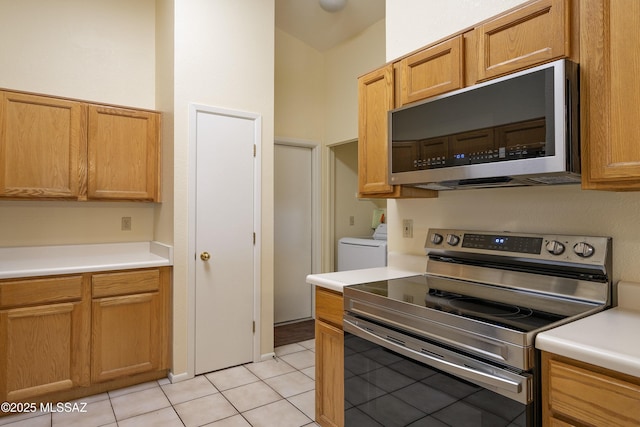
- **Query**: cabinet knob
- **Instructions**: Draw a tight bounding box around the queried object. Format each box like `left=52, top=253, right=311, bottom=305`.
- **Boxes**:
left=200, top=252, right=211, bottom=261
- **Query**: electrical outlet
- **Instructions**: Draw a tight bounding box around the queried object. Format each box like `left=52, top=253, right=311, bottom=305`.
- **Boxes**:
left=121, top=216, right=132, bottom=231
left=349, top=216, right=355, bottom=226
left=402, top=219, right=413, bottom=238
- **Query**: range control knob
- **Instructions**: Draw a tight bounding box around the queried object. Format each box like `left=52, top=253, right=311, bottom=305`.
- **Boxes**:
left=446, top=234, right=461, bottom=246
left=430, top=233, right=444, bottom=245
left=574, top=242, right=595, bottom=258
left=545, top=240, right=565, bottom=255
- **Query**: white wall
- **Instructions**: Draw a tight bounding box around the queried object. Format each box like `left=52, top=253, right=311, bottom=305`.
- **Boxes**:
left=386, top=0, right=640, bottom=286
left=0, top=0, right=158, bottom=247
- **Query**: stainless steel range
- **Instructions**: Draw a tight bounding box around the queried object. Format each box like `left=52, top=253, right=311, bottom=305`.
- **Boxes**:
left=343, top=228, right=612, bottom=427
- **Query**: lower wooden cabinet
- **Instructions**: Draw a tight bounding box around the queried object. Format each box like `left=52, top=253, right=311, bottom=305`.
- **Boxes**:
left=315, top=287, right=344, bottom=427
left=0, top=275, right=90, bottom=402
left=542, top=351, right=640, bottom=426
left=91, top=268, right=170, bottom=383
left=0, top=267, right=171, bottom=404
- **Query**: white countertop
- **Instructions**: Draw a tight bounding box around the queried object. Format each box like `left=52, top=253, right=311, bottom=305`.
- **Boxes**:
left=536, top=281, right=640, bottom=378
left=306, top=252, right=426, bottom=292
left=0, top=241, right=173, bottom=279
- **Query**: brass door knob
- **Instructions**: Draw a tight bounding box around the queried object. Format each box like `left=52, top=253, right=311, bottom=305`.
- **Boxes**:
left=200, top=251, right=211, bottom=261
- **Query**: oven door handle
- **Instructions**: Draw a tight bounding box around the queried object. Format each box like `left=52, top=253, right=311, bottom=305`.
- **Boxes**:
left=344, top=318, right=525, bottom=396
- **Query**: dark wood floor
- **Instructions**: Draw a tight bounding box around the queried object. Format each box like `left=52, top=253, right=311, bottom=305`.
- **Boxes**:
left=274, top=319, right=315, bottom=347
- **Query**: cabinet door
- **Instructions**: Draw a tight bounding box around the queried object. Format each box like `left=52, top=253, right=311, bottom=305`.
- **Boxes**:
left=0, top=301, right=90, bottom=402
left=358, top=65, right=438, bottom=199
left=543, top=353, right=640, bottom=426
left=580, top=0, right=640, bottom=190
left=477, top=0, right=569, bottom=80
left=315, top=320, right=344, bottom=427
left=358, top=65, right=395, bottom=196
left=87, top=105, right=161, bottom=201
left=91, top=292, right=162, bottom=382
left=0, top=91, right=85, bottom=199
left=399, top=35, right=463, bottom=106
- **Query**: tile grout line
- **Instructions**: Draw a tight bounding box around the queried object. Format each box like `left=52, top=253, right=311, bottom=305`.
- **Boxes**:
left=154, top=379, right=187, bottom=427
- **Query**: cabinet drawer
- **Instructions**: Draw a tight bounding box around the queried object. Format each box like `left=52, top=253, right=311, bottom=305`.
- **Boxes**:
left=547, top=358, right=640, bottom=426
left=92, top=269, right=160, bottom=298
left=315, top=288, right=343, bottom=328
left=0, top=276, right=83, bottom=308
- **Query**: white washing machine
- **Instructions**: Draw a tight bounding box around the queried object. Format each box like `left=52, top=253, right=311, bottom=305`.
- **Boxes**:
left=337, top=224, right=387, bottom=271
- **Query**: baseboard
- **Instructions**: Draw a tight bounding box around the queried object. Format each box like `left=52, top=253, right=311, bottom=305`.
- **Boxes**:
left=168, top=371, right=192, bottom=384
left=260, top=352, right=276, bottom=361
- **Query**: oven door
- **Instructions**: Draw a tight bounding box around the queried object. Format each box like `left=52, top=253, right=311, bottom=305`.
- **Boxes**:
left=344, top=314, right=535, bottom=426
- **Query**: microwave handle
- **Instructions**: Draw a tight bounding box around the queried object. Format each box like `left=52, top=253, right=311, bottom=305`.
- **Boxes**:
left=344, top=318, right=525, bottom=397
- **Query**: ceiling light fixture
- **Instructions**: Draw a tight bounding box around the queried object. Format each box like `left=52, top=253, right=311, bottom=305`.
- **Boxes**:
left=319, top=0, right=347, bottom=13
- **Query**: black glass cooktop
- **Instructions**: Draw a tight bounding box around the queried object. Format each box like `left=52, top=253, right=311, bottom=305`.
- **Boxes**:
left=347, top=275, right=565, bottom=333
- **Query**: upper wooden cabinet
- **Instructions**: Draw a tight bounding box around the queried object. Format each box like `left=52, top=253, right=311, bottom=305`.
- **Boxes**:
left=357, top=66, right=437, bottom=199
left=398, top=36, right=464, bottom=106
left=477, top=0, right=570, bottom=81
left=0, top=89, right=161, bottom=201
left=0, top=91, right=86, bottom=199
left=358, top=65, right=395, bottom=196
left=88, top=105, right=161, bottom=201
left=580, top=0, right=640, bottom=190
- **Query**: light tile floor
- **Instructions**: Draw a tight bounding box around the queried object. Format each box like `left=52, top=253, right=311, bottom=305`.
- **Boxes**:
left=0, top=340, right=318, bottom=427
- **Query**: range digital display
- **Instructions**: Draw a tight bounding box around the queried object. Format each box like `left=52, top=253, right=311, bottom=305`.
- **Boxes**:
left=462, top=233, right=543, bottom=254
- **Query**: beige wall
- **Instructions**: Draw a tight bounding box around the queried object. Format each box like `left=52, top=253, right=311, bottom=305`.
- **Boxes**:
left=0, top=0, right=275, bottom=378
left=385, top=0, right=528, bottom=61
left=154, top=0, right=175, bottom=247
left=386, top=0, right=640, bottom=285
left=0, top=0, right=158, bottom=247
left=0, top=0, right=156, bottom=108
left=323, top=19, right=386, bottom=146
left=171, top=0, right=275, bottom=375
left=333, top=142, right=386, bottom=265
left=275, top=29, right=324, bottom=142
left=274, top=19, right=387, bottom=272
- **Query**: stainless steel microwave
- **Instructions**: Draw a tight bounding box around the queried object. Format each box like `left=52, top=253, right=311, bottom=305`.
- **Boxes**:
left=388, top=59, right=580, bottom=190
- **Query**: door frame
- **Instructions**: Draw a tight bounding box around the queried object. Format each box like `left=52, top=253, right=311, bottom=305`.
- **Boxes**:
left=326, top=138, right=357, bottom=272
left=187, top=103, right=262, bottom=378
left=274, top=137, right=321, bottom=320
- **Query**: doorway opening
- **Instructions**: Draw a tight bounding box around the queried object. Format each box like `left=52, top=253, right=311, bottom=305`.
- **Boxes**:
left=329, top=140, right=387, bottom=272
left=274, top=138, right=321, bottom=331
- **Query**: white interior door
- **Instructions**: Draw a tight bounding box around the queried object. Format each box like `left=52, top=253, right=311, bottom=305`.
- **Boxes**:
left=274, top=144, right=313, bottom=324
left=194, top=108, right=256, bottom=374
